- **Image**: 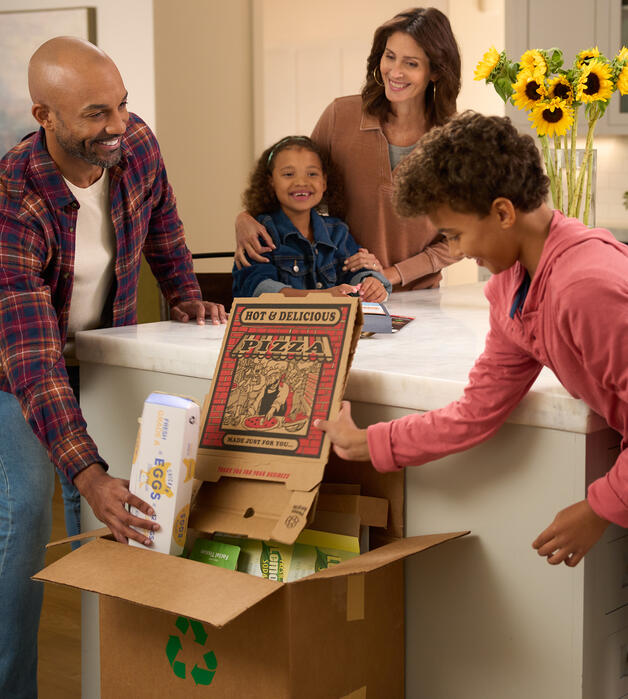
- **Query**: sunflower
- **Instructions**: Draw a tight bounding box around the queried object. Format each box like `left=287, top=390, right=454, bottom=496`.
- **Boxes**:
left=519, top=49, right=547, bottom=79
left=474, top=46, right=501, bottom=81
left=618, top=46, right=628, bottom=62
left=618, top=63, right=628, bottom=95
left=528, top=98, right=574, bottom=137
left=576, top=46, right=600, bottom=69
left=547, top=75, right=574, bottom=103
left=576, top=59, right=613, bottom=102
left=511, top=71, right=547, bottom=111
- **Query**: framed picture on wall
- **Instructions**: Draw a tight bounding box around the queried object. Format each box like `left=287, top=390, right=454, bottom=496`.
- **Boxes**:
left=0, top=6, right=96, bottom=158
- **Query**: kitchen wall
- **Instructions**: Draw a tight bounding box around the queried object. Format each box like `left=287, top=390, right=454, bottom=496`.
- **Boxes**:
left=153, top=0, right=253, bottom=274
left=596, top=136, right=628, bottom=232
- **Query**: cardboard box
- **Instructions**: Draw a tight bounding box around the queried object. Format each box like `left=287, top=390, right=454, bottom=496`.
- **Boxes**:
left=193, top=293, right=363, bottom=544
left=37, top=529, right=466, bottom=697
left=128, top=392, right=200, bottom=555
left=35, top=294, right=469, bottom=697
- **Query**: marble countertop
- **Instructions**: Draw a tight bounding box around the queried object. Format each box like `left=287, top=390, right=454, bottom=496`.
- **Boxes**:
left=76, top=283, right=603, bottom=434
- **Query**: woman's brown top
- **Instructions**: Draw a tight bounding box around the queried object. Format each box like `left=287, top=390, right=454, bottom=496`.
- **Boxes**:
left=311, top=95, right=459, bottom=291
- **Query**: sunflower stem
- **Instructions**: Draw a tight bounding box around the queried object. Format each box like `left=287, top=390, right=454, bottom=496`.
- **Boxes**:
left=563, top=133, right=571, bottom=214
left=553, top=134, right=562, bottom=212
left=568, top=106, right=579, bottom=217
left=582, top=118, right=597, bottom=226
left=575, top=118, right=597, bottom=221
left=540, top=136, right=558, bottom=208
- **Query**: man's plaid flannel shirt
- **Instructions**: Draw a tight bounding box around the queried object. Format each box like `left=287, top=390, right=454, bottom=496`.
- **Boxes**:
left=0, top=113, right=202, bottom=480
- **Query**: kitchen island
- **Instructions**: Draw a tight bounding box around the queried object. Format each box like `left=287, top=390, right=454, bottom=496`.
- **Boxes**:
left=75, top=283, right=625, bottom=699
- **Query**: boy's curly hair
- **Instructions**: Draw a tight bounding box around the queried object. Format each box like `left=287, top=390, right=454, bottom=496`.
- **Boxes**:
left=393, top=111, right=549, bottom=218
left=242, top=136, right=345, bottom=218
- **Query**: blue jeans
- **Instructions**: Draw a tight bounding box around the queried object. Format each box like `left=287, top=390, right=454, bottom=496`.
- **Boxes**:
left=60, top=364, right=82, bottom=547
left=56, top=467, right=81, bottom=546
left=0, top=391, right=54, bottom=699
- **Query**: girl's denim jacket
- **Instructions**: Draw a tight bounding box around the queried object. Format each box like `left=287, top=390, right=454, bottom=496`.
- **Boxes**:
left=232, top=209, right=392, bottom=298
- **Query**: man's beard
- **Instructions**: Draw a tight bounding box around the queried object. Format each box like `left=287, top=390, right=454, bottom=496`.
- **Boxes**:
left=56, top=124, right=122, bottom=168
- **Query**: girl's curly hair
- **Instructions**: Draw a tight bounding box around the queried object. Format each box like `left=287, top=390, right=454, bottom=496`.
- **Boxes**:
left=393, top=111, right=550, bottom=218
left=242, top=136, right=344, bottom=218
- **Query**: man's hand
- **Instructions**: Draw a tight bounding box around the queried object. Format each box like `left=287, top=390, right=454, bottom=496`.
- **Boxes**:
left=234, top=211, right=275, bottom=269
left=360, top=276, right=387, bottom=303
left=343, top=247, right=382, bottom=273
left=314, top=400, right=370, bottom=461
left=532, top=499, right=610, bottom=567
left=73, top=463, right=160, bottom=546
left=170, top=300, right=227, bottom=325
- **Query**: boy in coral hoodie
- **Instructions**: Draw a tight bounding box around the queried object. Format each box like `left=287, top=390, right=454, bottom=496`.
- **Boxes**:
left=316, top=111, right=628, bottom=568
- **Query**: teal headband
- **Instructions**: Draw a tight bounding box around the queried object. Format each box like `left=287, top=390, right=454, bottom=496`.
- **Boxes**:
left=266, top=136, right=312, bottom=167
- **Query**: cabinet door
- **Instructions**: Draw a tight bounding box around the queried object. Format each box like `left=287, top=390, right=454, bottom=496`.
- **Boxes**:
left=598, top=0, right=628, bottom=132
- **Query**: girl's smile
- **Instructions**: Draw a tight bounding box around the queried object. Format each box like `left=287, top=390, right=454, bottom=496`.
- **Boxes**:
left=270, top=147, right=327, bottom=220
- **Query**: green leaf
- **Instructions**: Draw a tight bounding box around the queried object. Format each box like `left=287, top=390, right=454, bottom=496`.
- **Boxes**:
left=507, top=61, right=520, bottom=82
left=546, top=48, right=564, bottom=72
left=494, top=76, right=514, bottom=103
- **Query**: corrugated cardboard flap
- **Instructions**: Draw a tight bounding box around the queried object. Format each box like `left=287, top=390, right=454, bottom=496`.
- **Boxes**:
left=299, top=531, right=470, bottom=581
left=34, top=537, right=282, bottom=628
left=189, top=478, right=319, bottom=544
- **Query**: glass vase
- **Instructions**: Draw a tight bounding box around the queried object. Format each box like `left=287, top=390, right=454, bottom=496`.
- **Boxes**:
left=547, top=148, right=597, bottom=227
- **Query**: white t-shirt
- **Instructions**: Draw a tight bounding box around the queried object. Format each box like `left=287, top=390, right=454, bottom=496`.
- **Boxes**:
left=64, top=171, right=116, bottom=338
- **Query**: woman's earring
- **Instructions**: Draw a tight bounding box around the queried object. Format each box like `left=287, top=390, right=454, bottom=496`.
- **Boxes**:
left=373, top=66, right=384, bottom=87
left=432, top=80, right=438, bottom=100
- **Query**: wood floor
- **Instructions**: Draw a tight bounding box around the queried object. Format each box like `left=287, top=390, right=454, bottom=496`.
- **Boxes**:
left=38, top=476, right=81, bottom=698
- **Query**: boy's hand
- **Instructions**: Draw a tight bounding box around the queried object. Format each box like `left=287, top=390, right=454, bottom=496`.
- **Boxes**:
left=532, top=499, right=609, bottom=567
left=360, top=276, right=387, bottom=302
left=315, top=400, right=370, bottom=461
left=343, top=247, right=382, bottom=273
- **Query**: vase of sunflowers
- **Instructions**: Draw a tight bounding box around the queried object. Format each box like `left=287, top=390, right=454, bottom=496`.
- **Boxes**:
left=474, top=45, right=628, bottom=226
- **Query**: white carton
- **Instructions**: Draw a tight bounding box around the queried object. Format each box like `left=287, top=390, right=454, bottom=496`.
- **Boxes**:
left=129, top=392, right=200, bottom=555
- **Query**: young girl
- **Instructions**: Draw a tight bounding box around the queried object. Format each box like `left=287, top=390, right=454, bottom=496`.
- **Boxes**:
left=232, top=136, right=391, bottom=301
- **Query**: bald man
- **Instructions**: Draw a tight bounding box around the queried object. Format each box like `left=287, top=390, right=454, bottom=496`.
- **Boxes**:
left=0, top=36, right=225, bottom=696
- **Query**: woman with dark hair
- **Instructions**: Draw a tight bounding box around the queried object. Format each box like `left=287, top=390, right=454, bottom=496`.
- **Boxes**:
left=234, top=7, right=462, bottom=291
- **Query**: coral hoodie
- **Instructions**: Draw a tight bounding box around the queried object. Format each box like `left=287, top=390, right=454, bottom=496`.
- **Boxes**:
left=367, top=211, right=628, bottom=527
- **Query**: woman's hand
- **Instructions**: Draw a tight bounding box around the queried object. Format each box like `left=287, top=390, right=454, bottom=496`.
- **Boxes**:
left=315, top=401, right=370, bottom=461
left=234, top=211, right=275, bottom=269
left=343, top=247, right=382, bottom=273
left=532, top=499, right=610, bottom=567
left=359, top=276, right=387, bottom=303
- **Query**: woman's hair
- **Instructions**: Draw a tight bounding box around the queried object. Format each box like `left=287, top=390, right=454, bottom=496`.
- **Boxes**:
left=362, top=7, right=461, bottom=128
left=393, top=111, right=550, bottom=217
left=242, top=136, right=344, bottom=218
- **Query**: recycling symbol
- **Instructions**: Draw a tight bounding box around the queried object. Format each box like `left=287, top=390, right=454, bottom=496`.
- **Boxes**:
left=166, top=616, right=218, bottom=686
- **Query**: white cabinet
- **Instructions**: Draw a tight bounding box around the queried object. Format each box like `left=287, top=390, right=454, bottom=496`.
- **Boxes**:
left=505, top=0, right=628, bottom=135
